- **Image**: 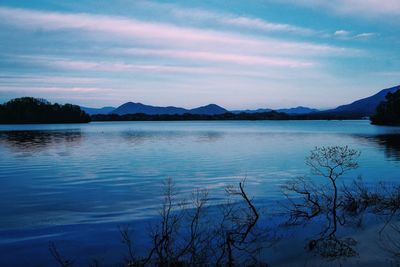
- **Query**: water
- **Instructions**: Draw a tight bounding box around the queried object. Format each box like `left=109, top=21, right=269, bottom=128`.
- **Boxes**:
left=0, top=120, right=399, bottom=266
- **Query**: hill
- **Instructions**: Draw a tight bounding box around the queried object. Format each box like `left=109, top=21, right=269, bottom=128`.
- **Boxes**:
left=231, top=108, right=272, bottom=114
left=112, top=102, right=188, bottom=115
left=112, top=102, right=228, bottom=115
left=371, top=88, right=400, bottom=125
left=276, top=106, right=318, bottom=115
left=81, top=106, right=115, bottom=115
left=321, top=85, right=400, bottom=118
left=69, top=84, right=400, bottom=120
left=232, top=106, right=318, bottom=115
left=189, top=104, right=228, bottom=115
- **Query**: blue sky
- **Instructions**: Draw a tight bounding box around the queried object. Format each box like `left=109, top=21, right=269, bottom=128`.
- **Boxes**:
left=0, top=0, right=399, bottom=109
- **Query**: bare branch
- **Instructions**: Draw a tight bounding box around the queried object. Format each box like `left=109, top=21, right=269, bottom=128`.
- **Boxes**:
left=49, top=242, right=74, bottom=267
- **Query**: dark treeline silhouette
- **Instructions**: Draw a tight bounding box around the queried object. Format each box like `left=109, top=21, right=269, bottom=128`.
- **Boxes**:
left=91, top=111, right=358, bottom=122
left=0, top=96, right=366, bottom=123
left=371, top=89, right=400, bottom=125
left=0, top=97, right=90, bottom=124
left=92, top=111, right=289, bottom=121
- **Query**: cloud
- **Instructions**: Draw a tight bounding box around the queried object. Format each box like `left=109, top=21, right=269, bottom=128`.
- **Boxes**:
left=376, top=71, right=400, bottom=77
left=355, top=32, right=377, bottom=39
left=0, top=4, right=381, bottom=108
left=164, top=3, right=316, bottom=36
left=11, top=55, right=285, bottom=77
left=146, top=2, right=377, bottom=42
left=334, top=30, right=351, bottom=37
left=331, top=30, right=377, bottom=40
left=120, top=1, right=379, bottom=41
left=0, top=75, right=105, bottom=85
left=220, top=16, right=315, bottom=35
left=0, top=86, right=104, bottom=93
left=272, top=0, right=400, bottom=17
left=0, top=6, right=354, bottom=58
left=27, top=56, right=221, bottom=74
left=108, top=48, right=314, bottom=68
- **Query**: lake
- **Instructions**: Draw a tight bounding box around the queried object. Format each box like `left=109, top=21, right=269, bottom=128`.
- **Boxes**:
left=1, top=120, right=400, bottom=266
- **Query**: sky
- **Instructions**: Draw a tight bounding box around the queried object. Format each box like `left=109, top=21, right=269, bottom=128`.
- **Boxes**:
left=0, top=0, right=399, bottom=109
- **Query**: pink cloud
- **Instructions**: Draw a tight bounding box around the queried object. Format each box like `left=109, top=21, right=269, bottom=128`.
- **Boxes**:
left=0, top=86, right=104, bottom=93
left=273, top=0, right=400, bottom=17
left=110, top=48, right=314, bottom=68
left=0, top=6, right=354, bottom=57
left=12, top=55, right=312, bottom=78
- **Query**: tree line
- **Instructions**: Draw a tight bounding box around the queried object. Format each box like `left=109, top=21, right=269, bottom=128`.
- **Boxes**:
left=371, top=89, right=400, bottom=125
left=0, top=97, right=90, bottom=124
left=91, top=112, right=358, bottom=122
left=1, top=90, right=399, bottom=124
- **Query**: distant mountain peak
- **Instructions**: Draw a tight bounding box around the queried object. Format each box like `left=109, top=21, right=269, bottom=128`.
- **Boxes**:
left=111, top=102, right=228, bottom=115
left=82, top=84, right=400, bottom=118
left=320, top=84, right=400, bottom=117
left=80, top=106, right=116, bottom=115
left=276, top=106, right=319, bottom=114
left=231, top=106, right=318, bottom=115
left=189, top=104, right=228, bottom=115
left=112, top=102, right=187, bottom=115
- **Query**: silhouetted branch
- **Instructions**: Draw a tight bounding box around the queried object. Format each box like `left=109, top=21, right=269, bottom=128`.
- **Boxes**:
left=282, top=146, right=361, bottom=259
left=119, top=225, right=136, bottom=264
left=49, top=242, right=74, bottom=267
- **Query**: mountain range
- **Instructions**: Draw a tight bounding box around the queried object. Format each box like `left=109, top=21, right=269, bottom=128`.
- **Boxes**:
left=231, top=106, right=319, bottom=115
left=110, top=103, right=228, bottom=116
left=80, top=106, right=116, bottom=115
left=82, top=103, right=316, bottom=116
left=81, top=84, right=400, bottom=118
left=318, top=85, right=400, bottom=117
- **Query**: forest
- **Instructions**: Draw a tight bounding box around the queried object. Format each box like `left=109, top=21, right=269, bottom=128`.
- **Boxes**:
left=0, top=97, right=91, bottom=124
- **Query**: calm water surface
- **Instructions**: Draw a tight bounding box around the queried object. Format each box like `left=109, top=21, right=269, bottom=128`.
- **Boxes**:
left=0, top=120, right=400, bottom=265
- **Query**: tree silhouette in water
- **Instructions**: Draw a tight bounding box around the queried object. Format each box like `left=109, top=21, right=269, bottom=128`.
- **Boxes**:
left=283, top=146, right=361, bottom=258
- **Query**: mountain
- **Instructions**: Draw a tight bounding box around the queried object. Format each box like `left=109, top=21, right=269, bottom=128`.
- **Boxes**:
left=83, top=84, right=400, bottom=118
left=231, top=108, right=272, bottom=114
left=111, top=102, right=228, bottom=115
left=112, top=102, right=187, bottom=115
left=321, top=85, right=400, bottom=117
left=276, top=106, right=318, bottom=115
left=81, top=106, right=115, bottom=115
left=189, top=104, right=228, bottom=115
left=231, top=106, right=317, bottom=115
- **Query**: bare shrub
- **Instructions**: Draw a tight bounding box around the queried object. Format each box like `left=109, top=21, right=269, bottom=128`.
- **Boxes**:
left=282, top=146, right=361, bottom=259
left=114, top=177, right=267, bottom=266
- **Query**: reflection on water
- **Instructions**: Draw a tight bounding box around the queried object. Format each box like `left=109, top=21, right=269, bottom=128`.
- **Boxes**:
left=373, top=134, right=400, bottom=160
left=354, top=134, right=400, bottom=161
left=0, top=121, right=399, bottom=266
left=0, top=121, right=398, bottom=227
left=2, top=130, right=357, bottom=158
left=0, top=121, right=400, bottom=231
left=0, top=130, right=83, bottom=152
left=195, top=131, right=223, bottom=143
left=121, top=130, right=224, bottom=145
left=120, top=131, right=155, bottom=145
